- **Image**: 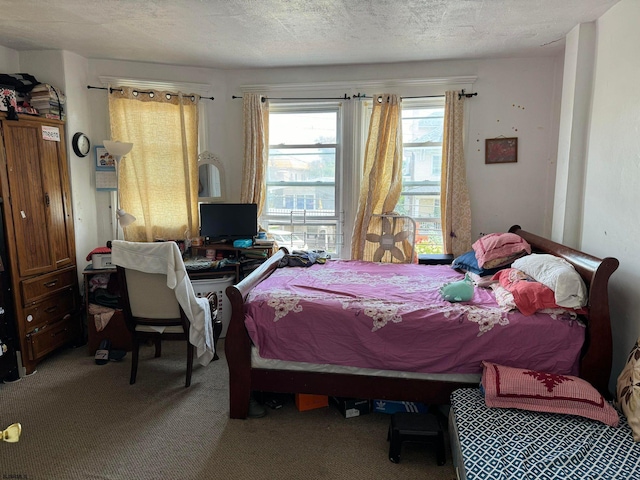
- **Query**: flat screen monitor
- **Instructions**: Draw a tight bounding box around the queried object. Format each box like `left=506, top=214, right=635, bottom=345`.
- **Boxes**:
left=199, top=203, right=257, bottom=242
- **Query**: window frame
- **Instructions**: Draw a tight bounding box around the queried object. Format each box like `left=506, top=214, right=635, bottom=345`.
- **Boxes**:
left=262, top=100, right=345, bottom=257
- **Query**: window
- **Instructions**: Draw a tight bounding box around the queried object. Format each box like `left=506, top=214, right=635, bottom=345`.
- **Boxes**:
left=262, top=96, right=446, bottom=258
left=109, top=86, right=200, bottom=241
left=262, top=102, right=343, bottom=256
left=396, top=101, right=445, bottom=254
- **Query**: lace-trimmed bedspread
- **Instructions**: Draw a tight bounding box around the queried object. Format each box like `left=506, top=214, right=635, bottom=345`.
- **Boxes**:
left=244, top=261, right=584, bottom=375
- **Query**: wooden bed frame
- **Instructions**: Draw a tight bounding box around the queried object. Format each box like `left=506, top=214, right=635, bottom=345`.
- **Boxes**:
left=224, top=225, right=619, bottom=419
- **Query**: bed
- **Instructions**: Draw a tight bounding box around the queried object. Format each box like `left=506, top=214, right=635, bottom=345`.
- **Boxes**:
left=449, top=388, right=639, bottom=479
left=224, top=225, right=619, bottom=419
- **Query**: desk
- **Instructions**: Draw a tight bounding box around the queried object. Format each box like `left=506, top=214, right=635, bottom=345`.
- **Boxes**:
left=83, top=245, right=273, bottom=354
left=189, top=243, right=275, bottom=280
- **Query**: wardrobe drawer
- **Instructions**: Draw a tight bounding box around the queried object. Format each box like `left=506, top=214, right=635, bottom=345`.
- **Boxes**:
left=23, top=292, right=75, bottom=334
left=27, top=318, right=77, bottom=361
left=21, top=267, right=76, bottom=305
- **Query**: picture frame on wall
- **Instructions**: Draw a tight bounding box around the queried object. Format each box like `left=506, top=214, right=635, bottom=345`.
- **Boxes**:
left=485, top=137, right=518, bottom=164
left=95, top=145, right=116, bottom=169
left=95, top=145, right=117, bottom=191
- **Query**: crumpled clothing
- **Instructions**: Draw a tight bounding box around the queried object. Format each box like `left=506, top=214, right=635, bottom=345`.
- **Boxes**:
left=94, top=289, right=119, bottom=308
left=277, top=250, right=328, bottom=268
left=88, top=303, right=116, bottom=332
left=89, top=273, right=111, bottom=292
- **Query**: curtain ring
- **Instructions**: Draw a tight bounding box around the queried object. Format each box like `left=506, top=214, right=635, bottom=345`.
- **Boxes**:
left=149, top=91, right=155, bottom=98
left=132, top=90, right=139, bottom=97
left=166, top=93, right=172, bottom=100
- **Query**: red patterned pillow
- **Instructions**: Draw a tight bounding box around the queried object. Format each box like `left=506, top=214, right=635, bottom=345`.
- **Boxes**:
left=492, top=268, right=560, bottom=315
left=482, top=361, right=619, bottom=426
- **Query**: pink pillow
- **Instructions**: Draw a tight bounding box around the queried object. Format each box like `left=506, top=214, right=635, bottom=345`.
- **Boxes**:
left=492, top=268, right=560, bottom=315
left=472, top=233, right=531, bottom=268
left=482, top=361, right=619, bottom=426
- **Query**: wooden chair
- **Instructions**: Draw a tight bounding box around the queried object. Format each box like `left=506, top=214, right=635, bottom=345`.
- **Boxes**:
left=363, top=213, right=417, bottom=263
left=116, top=266, right=217, bottom=387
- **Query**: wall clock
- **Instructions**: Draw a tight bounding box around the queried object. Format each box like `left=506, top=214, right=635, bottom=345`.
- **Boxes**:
left=72, top=132, right=91, bottom=157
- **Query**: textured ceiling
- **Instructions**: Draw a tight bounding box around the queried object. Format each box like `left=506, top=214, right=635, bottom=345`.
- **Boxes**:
left=0, top=0, right=621, bottom=69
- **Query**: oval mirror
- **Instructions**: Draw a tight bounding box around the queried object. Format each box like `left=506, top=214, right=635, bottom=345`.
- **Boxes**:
left=198, top=151, right=226, bottom=203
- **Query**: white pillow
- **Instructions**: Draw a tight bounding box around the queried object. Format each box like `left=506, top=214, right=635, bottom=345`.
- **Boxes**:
left=511, top=254, right=587, bottom=308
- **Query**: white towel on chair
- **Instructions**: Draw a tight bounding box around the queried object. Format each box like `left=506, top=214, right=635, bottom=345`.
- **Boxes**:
left=112, top=240, right=215, bottom=366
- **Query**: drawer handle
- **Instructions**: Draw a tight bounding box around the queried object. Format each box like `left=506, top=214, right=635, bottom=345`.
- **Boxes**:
left=45, top=305, right=59, bottom=314
left=43, top=280, right=58, bottom=288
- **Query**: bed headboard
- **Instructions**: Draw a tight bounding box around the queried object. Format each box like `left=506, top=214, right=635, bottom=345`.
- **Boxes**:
left=509, top=225, right=619, bottom=396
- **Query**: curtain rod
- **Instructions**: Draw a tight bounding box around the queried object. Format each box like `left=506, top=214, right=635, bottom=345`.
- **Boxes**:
left=232, top=94, right=351, bottom=102
left=353, top=89, right=478, bottom=101
left=86, top=85, right=214, bottom=100
left=232, top=89, right=476, bottom=102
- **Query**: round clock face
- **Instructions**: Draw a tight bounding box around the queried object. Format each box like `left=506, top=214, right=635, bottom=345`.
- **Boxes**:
left=72, top=132, right=91, bottom=157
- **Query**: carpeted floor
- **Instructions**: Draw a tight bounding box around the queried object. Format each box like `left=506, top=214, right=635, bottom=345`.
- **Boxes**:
left=0, top=340, right=457, bottom=480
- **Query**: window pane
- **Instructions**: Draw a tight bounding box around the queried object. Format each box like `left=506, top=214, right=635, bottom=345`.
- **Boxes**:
left=265, top=103, right=343, bottom=256
left=402, top=107, right=444, bottom=143
left=265, top=185, right=335, bottom=216
left=263, top=224, right=340, bottom=253
left=270, top=111, right=337, bottom=145
left=268, top=148, right=335, bottom=182
left=403, top=146, right=442, bottom=182
left=400, top=104, right=444, bottom=254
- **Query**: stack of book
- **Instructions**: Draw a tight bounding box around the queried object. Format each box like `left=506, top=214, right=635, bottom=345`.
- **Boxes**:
left=253, top=238, right=275, bottom=248
left=28, top=83, right=66, bottom=120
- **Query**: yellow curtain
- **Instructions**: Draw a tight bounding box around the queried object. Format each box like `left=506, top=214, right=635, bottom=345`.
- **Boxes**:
left=351, top=94, right=403, bottom=260
left=109, top=87, right=200, bottom=242
left=240, top=93, right=269, bottom=217
left=441, top=91, right=472, bottom=257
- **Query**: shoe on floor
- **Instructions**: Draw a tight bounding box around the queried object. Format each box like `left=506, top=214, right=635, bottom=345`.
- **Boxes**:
left=95, top=339, right=111, bottom=365
left=248, top=397, right=267, bottom=418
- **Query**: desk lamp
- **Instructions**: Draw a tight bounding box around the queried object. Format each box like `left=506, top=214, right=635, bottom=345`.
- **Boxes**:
left=103, top=140, right=136, bottom=227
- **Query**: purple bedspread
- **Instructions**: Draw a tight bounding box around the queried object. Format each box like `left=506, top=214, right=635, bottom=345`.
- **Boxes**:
left=244, top=260, right=584, bottom=375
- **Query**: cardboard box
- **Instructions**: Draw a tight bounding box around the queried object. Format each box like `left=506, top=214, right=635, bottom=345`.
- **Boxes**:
left=332, top=397, right=372, bottom=418
left=295, top=393, right=329, bottom=411
left=373, top=399, right=429, bottom=414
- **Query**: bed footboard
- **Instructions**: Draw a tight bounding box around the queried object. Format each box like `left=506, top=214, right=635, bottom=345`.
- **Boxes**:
left=225, top=248, right=287, bottom=419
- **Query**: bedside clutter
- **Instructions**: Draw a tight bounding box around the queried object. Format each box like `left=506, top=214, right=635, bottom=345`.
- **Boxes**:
left=418, top=253, right=454, bottom=265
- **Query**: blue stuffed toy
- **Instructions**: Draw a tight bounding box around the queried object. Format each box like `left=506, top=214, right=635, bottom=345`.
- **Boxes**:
left=440, top=273, right=475, bottom=302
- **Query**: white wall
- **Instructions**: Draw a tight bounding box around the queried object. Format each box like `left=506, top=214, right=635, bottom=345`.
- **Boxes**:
left=226, top=57, right=562, bottom=240
left=0, top=46, right=19, bottom=72
left=76, top=56, right=562, bottom=249
left=579, top=0, right=640, bottom=391
left=553, top=23, right=596, bottom=248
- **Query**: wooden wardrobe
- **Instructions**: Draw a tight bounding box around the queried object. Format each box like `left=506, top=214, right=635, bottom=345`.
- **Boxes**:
left=0, top=114, right=80, bottom=375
